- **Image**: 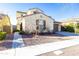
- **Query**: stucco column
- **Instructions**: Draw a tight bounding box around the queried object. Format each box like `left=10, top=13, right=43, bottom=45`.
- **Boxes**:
left=74, top=22, right=77, bottom=34
left=58, top=24, right=61, bottom=32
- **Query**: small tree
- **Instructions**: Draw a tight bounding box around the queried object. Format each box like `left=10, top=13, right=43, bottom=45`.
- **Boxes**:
left=64, top=25, right=74, bottom=32
left=61, top=23, right=74, bottom=32
left=61, top=22, right=79, bottom=33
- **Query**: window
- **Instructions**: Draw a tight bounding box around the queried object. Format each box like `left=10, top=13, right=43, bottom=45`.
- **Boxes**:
left=36, top=19, right=46, bottom=32
left=36, top=20, right=39, bottom=30
left=33, top=11, right=37, bottom=14
left=43, top=20, right=46, bottom=30
left=36, top=20, right=39, bottom=26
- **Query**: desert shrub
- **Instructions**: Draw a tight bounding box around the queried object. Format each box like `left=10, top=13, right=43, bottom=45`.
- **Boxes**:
left=0, top=32, right=6, bottom=41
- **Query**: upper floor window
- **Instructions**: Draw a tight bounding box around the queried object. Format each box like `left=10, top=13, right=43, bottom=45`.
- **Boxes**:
left=36, top=19, right=39, bottom=30
left=43, top=20, right=46, bottom=30
left=33, top=11, right=37, bottom=14
left=40, top=15, right=43, bottom=18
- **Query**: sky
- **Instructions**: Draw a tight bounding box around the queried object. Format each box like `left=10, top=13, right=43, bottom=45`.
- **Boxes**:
left=0, top=3, right=79, bottom=25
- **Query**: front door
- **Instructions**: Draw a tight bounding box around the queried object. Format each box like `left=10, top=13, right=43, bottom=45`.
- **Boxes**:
left=20, top=23, right=22, bottom=31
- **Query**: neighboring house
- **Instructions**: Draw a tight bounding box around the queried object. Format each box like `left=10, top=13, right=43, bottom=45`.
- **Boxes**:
left=0, top=14, right=12, bottom=34
left=52, top=18, right=79, bottom=32
left=61, top=18, right=79, bottom=26
left=16, top=8, right=55, bottom=33
left=59, top=18, right=79, bottom=32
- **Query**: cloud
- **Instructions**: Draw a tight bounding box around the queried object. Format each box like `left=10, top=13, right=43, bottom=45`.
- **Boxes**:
left=0, top=10, right=9, bottom=15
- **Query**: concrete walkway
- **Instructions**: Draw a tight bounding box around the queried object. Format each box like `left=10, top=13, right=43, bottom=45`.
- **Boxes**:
left=0, top=38, right=79, bottom=56
left=12, top=32, right=25, bottom=48
left=56, top=32, right=79, bottom=36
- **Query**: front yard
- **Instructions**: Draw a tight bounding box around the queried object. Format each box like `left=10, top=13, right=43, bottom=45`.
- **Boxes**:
left=22, top=33, right=70, bottom=47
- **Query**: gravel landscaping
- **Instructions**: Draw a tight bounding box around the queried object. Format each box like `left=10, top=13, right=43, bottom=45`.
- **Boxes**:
left=22, top=33, right=70, bottom=47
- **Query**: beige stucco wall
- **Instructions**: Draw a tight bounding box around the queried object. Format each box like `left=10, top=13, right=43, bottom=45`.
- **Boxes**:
left=16, top=11, right=26, bottom=31
left=22, top=13, right=54, bottom=33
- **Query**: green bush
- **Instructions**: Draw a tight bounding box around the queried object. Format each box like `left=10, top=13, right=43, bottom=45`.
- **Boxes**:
left=61, top=23, right=79, bottom=33
left=0, top=32, right=6, bottom=41
left=19, top=31, right=26, bottom=35
left=66, top=26, right=74, bottom=32
left=63, top=25, right=74, bottom=32
left=13, top=30, right=20, bottom=33
left=19, top=31, right=33, bottom=35
left=13, top=30, right=30, bottom=35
